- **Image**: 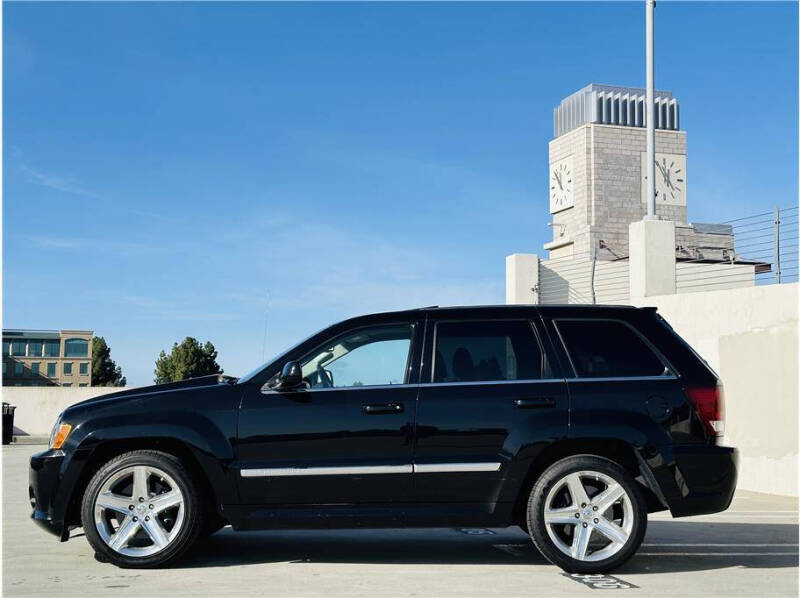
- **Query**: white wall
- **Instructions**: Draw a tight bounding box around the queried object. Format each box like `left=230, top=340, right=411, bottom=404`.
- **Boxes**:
left=634, top=283, right=798, bottom=496
left=2, top=387, right=128, bottom=437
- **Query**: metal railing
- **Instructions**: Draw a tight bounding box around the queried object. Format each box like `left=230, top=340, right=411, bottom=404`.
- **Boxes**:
left=537, top=205, right=798, bottom=304
left=675, top=205, right=798, bottom=292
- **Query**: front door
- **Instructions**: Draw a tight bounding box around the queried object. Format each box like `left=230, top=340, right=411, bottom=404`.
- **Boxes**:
left=414, top=316, right=569, bottom=510
left=237, top=321, right=420, bottom=506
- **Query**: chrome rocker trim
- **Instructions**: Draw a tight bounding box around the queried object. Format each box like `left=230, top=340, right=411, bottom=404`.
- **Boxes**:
left=240, top=462, right=502, bottom=477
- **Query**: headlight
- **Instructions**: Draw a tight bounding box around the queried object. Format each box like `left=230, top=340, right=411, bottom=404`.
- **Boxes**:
left=49, top=419, right=72, bottom=450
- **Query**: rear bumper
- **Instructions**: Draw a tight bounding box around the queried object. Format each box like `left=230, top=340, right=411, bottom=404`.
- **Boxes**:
left=29, top=450, right=69, bottom=540
left=663, top=445, right=739, bottom=517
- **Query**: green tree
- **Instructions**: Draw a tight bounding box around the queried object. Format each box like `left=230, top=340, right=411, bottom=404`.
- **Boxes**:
left=154, top=337, right=223, bottom=384
left=92, top=336, right=126, bottom=387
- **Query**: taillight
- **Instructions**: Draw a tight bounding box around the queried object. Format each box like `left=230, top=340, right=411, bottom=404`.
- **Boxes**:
left=685, top=385, right=725, bottom=438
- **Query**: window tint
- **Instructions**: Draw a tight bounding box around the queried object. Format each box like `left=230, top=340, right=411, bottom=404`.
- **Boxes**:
left=63, top=362, right=73, bottom=375
left=300, top=325, right=412, bottom=389
left=11, top=342, right=26, bottom=357
left=14, top=362, right=23, bottom=375
left=46, top=363, right=57, bottom=378
left=31, top=362, right=40, bottom=376
left=433, top=320, right=543, bottom=383
left=79, top=362, right=89, bottom=375
left=556, top=320, right=666, bottom=378
left=27, top=341, right=43, bottom=357
left=44, top=341, right=60, bottom=357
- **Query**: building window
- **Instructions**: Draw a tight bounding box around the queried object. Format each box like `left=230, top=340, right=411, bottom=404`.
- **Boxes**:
left=27, top=340, right=43, bottom=357
left=44, top=341, right=60, bottom=357
left=11, top=341, right=26, bottom=357
left=79, top=383, right=87, bottom=387
left=64, top=339, right=89, bottom=358
left=63, top=362, right=73, bottom=375
left=31, top=362, right=40, bottom=376
left=2, top=361, right=6, bottom=375
left=2, top=341, right=9, bottom=355
left=63, top=383, right=72, bottom=387
left=79, top=362, right=89, bottom=375
left=47, top=363, right=56, bottom=378
left=14, top=362, right=23, bottom=376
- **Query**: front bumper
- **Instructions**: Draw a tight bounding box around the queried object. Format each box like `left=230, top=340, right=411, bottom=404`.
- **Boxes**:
left=663, top=445, right=739, bottom=517
left=29, top=449, right=69, bottom=540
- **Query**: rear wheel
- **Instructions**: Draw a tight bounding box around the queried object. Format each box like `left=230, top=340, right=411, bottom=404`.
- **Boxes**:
left=81, top=450, right=206, bottom=568
left=527, top=455, right=647, bottom=573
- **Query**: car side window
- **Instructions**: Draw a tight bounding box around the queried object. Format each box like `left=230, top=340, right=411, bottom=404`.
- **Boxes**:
left=300, top=324, right=412, bottom=389
left=433, top=320, right=544, bottom=383
left=555, top=319, right=667, bottom=378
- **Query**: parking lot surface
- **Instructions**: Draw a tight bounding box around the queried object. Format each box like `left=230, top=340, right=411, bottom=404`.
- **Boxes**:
left=4, top=444, right=798, bottom=597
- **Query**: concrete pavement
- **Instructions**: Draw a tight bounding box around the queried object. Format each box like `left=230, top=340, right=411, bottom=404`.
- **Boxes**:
left=4, top=444, right=798, bottom=597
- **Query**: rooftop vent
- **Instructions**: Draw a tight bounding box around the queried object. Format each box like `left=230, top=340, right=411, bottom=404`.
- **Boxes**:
left=554, top=84, right=679, bottom=138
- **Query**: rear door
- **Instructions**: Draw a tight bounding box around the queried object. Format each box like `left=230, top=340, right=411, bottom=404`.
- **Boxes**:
left=413, top=312, right=569, bottom=510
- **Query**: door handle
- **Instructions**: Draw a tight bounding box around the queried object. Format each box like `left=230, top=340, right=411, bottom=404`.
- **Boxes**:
left=514, top=397, right=556, bottom=409
left=362, top=403, right=404, bottom=415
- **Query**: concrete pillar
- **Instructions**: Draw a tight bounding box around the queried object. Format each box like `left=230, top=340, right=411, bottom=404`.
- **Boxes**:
left=629, top=220, right=676, bottom=301
left=505, top=254, right=539, bottom=304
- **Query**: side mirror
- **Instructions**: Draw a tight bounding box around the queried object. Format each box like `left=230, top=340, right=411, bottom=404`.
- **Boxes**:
left=272, top=361, right=304, bottom=391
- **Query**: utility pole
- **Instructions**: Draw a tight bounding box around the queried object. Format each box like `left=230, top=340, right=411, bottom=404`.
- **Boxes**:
left=645, top=0, right=657, bottom=219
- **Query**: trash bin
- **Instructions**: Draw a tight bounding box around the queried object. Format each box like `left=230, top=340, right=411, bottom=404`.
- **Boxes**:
left=2, top=403, right=16, bottom=445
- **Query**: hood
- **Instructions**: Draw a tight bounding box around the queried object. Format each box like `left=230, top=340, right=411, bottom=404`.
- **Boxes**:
left=69, top=374, right=239, bottom=409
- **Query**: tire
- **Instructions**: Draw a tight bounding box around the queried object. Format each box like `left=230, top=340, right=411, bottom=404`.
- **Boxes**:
left=526, top=455, right=647, bottom=573
left=81, top=450, right=207, bottom=568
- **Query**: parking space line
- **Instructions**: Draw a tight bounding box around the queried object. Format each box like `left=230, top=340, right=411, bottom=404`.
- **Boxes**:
left=642, top=543, right=799, bottom=547
left=637, top=552, right=798, bottom=556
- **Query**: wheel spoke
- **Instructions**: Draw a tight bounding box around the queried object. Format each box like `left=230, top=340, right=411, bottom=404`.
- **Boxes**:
left=96, top=492, right=132, bottom=514
left=571, top=524, right=592, bottom=560
left=592, top=482, right=626, bottom=513
left=594, top=517, right=629, bottom=546
left=141, top=517, right=170, bottom=549
left=565, top=473, right=590, bottom=507
left=150, top=490, right=182, bottom=514
left=108, top=516, right=140, bottom=551
left=544, top=506, right=578, bottom=525
left=132, top=466, right=150, bottom=501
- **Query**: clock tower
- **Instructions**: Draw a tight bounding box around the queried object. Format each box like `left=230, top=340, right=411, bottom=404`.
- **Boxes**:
left=545, top=84, right=729, bottom=261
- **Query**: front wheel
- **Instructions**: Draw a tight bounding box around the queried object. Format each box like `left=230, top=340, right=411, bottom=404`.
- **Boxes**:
left=527, top=455, right=647, bottom=573
left=81, top=450, right=206, bottom=568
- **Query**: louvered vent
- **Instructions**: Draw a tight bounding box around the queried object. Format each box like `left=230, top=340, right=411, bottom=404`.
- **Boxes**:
left=554, top=84, right=679, bottom=138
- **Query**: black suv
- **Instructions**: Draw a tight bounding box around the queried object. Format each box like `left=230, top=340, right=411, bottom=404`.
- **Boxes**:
left=30, top=305, right=737, bottom=572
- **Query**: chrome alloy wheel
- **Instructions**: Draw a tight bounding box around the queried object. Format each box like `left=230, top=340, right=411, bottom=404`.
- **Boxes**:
left=93, top=465, right=185, bottom=557
left=543, top=470, right=634, bottom=562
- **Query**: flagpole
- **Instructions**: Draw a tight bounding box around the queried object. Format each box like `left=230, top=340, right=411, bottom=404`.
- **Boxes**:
left=645, top=0, right=657, bottom=219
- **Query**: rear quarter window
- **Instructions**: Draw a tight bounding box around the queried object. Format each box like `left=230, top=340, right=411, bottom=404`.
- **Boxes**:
left=555, top=319, right=668, bottom=378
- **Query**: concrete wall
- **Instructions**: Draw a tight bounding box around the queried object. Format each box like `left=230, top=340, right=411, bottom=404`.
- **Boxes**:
left=2, top=387, right=127, bottom=437
left=634, top=283, right=798, bottom=496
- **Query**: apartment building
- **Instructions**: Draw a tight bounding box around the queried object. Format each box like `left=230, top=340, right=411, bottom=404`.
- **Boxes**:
left=2, top=329, right=93, bottom=387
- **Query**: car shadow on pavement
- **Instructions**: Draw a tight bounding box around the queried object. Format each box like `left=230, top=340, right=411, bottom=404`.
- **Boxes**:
left=178, top=520, right=799, bottom=573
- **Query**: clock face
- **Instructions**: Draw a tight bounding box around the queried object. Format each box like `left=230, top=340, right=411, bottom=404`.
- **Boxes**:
left=549, top=156, right=574, bottom=213
left=641, top=152, right=687, bottom=206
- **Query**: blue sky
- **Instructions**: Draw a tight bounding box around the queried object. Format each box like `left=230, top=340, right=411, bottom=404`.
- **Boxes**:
left=4, top=2, right=797, bottom=386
